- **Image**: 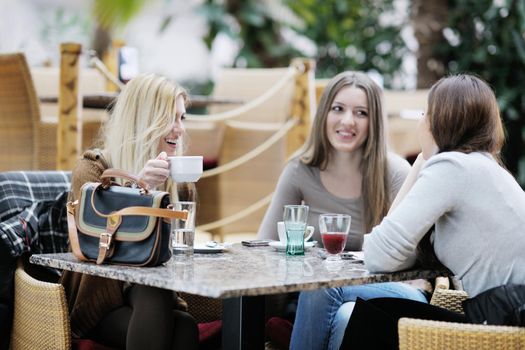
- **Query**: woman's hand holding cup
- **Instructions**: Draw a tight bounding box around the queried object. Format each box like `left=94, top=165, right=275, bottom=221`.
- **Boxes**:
left=138, top=152, right=170, bottom=189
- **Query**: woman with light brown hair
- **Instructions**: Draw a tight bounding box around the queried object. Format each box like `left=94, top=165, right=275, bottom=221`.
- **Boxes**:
left=256, top=71, right=428, bottom=350
left=258, top=71, right=408, bottom=247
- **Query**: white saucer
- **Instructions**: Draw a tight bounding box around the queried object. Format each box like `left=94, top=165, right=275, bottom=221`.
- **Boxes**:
left=269, top=241, right=317, bottom=252
left=193, top=244, right=227, bottom=254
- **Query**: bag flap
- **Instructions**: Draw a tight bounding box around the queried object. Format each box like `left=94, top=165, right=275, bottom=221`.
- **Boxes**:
left=77, top=182, right=169, bottom=241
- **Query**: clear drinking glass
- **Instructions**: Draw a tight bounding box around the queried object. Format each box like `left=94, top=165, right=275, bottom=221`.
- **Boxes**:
left=283, top=205, right=309, bottom=256
left=319, top=214, right=351, bottom=262
left=171, top=201, right=196, bottom=257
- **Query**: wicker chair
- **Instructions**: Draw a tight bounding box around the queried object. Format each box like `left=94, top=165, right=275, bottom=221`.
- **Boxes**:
left=10, top=263, right=71, bottom=350
left=179, top=292, right=222, bottom=323
left=398, top=277, right=525, bottom=350
left=0, top=53, right=105, bottom=171
left=0, top=53, right=40, bottom=171
left=429, top=276, right=468, bottom=314
left=32, top=66, right=107, bottom=170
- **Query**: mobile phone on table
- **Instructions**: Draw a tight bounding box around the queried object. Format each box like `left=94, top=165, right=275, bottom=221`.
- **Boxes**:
left=340, top=252, right=364, bottom=263
left=241, top=239, right=272, bottom=247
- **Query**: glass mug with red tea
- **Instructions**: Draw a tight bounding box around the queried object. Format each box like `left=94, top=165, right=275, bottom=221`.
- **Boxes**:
left=319, top=214, right=351, bottom=262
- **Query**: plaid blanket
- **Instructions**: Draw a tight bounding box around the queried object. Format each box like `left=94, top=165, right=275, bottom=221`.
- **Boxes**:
left=0, top=171, right=71, bottom=257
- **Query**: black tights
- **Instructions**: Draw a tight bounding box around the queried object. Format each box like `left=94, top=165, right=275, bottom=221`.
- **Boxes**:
left=89, top=285, right=198, bottom=350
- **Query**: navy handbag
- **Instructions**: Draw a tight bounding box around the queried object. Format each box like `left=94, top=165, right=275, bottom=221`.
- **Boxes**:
left=66, top=169, right=187, bottom=266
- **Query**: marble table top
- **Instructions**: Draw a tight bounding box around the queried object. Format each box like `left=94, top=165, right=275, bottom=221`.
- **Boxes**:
left=30, top=244, right=448, bottom=299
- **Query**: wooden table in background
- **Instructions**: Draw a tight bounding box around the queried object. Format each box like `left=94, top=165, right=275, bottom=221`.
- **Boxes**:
left=40, top=94, right=243, bottom=110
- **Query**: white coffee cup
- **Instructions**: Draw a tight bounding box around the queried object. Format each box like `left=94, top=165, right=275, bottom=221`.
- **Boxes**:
left=277, top=221, right=314, bottom=243
left=168, top=156, right=203, bottom=183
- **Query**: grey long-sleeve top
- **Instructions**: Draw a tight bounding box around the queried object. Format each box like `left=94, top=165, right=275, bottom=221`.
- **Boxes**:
left=257, top=153, right=410, bottom=250
left=365, top=152, right=525, bottom=297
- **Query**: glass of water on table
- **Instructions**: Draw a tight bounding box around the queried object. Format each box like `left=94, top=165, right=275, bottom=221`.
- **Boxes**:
left=171, top=201, right=196, bottom=257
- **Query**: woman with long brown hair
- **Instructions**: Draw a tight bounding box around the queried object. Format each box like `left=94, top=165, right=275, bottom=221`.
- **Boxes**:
left=257, top=71, right=428, bottom=350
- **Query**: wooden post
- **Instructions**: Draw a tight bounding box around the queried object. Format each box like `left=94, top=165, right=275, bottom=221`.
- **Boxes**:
left=287, top=58, right=316, bottom=157
left=103, top=39, right=125, bottom=92
left=57, top=43, right=82, bottom=170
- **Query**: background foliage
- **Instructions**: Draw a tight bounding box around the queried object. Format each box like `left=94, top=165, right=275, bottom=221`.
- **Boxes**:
left=435, top=0, right=525, bottom=183
left=198, top=0, right=407, bottom=87
left=286, top=0, right=407, bottom=86
left=198, top=0, right=303, bottom=68
left=88, top=0, right=525, bottom=183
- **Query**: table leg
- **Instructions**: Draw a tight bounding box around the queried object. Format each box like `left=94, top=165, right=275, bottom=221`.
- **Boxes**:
left=222, top=295, right=266, bottom=350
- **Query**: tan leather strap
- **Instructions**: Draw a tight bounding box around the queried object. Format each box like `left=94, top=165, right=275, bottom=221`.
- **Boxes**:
left=89, top=183, right=188, bottom=220
left=114, top=206, right=188, bottom=220
left=66, top=201, right=88, bottom=261
left=100, top=169, right=148, bottom=191
left=97, top=215, right=122, bottom=264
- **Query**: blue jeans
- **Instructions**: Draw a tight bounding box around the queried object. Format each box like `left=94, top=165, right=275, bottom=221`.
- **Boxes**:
left=289, top=282, right=427, bottom=350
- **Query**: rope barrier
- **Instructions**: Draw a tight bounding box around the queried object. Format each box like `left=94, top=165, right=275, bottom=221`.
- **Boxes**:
left=201, top=118, right=298, bottom=178
left=225, top=120, right=283, bottom=131
left=185, top=66, right=299, bottom=122
left=196, top=192, right=274, bottom=232
left=89, top=56, right=125, bottom=91
left=196, top=148, right=303, bottom=232
left=190, top=59, right=311, bottom=233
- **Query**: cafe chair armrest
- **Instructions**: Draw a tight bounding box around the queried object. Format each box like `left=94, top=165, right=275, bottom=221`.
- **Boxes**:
left=398, top=317, right=525, bottom=350
left=430, top=287, right=469, bottom=314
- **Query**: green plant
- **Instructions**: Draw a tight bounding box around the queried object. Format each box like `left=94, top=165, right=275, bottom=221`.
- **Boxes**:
left=90, top=0, right=148, bottom=57
left=196, top=0, right=408, bottom=86
left=286, top=0, right=407, bottom=86
left=92, top=0, right=147, bottom=30
left=436, top=0, right=525, bottom=183
left=197, top=0, right=304, bottom=68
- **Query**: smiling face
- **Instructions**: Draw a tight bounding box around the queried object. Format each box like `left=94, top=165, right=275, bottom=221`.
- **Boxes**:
left=158, top=95, right=186, bottom=156
left=325, top=86, right=370, bottom=155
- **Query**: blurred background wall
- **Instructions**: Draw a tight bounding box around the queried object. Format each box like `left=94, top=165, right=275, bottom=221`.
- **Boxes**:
left=1, top=0, right=525, bottom=185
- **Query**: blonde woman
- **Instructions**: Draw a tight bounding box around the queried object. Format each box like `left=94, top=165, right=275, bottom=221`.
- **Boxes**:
left=60, top=74, right=198, bottom=350
left=256, top=71, right=427, bottom=350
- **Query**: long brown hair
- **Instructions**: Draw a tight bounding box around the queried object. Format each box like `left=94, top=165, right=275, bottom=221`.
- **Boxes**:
left=300, top=71, right=389, bottom=232
left=427, top=74, right=505, bottom=161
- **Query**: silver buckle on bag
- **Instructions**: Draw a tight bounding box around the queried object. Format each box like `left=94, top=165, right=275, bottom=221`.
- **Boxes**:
left=99, top=232, right=113, bottom=249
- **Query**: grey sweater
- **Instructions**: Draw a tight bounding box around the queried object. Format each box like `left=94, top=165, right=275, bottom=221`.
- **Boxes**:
left=365, top=152, right=525, bottom=297
left=257, top=153, right=410, bottom=250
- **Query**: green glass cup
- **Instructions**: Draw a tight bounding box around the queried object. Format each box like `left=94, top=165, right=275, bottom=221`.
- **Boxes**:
left=283, top=205, right=309, bottom=256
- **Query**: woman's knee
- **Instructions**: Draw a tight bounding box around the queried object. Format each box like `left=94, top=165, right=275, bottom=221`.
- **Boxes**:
left=128, top=285, right=174, bottom=311
left=340, top=282, right=427, bottom=303
left=300, top=287, right=343, bottom=306
left=172, top=310, right=199, bottom=350
left=329, top=302, right=356, bottom=350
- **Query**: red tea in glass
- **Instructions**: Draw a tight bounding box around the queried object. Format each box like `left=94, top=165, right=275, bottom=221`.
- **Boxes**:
left=321, top=232, right=347, bottom=254
left=319, top=214, right=351, bottom=262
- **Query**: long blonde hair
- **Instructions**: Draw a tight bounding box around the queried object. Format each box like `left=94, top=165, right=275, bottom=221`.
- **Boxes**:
left=101, top=74, right=188, bottom=196
left=300, top=71, right=389, bottom=232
